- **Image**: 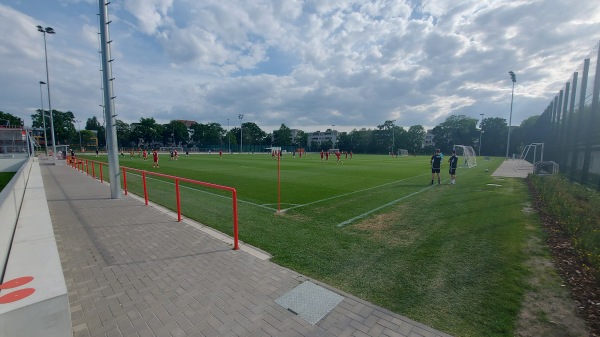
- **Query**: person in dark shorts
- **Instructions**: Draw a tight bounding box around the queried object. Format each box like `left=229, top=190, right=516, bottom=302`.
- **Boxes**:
left=430, top=149, right=442, bottom=185
left=448, top=150, right=458, bottom=184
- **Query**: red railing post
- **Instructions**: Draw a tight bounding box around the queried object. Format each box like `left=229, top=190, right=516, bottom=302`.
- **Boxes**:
left=142, top=171, right=148, bottom=205
left=92, top=161, right=95, bottom=179
left=232, top=189, right=239, bottom=250
left=86, top=160, right=89, bottom=175
left=66, top=162, right=240, bottom=249
left=122, top=167, right=128, bottom=195
left=175, top=178, right=182, bottom=222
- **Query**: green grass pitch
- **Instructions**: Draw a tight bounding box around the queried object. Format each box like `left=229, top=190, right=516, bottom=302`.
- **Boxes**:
left=79, top=152, right=531, bottom=337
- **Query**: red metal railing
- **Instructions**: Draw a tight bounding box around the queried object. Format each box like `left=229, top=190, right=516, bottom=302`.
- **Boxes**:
left=67, top=157, right=239, bottom=250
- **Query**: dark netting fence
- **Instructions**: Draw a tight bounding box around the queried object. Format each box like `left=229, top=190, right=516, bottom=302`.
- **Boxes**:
left=531, top=41, right=600, bottom=190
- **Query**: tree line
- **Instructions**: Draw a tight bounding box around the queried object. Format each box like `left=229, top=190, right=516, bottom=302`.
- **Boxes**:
left=0, top=109, right=542, bottom=156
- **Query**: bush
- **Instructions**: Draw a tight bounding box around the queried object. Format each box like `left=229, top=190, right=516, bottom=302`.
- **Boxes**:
left=529, top=174, right=600, bottom=278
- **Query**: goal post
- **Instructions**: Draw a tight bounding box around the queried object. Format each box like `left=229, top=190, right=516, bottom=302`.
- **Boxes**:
left=397, top=149, right=409, bottom=157
left=328, top=148, right=339, bottom=154
left=453, top=145, right=477, bottom=168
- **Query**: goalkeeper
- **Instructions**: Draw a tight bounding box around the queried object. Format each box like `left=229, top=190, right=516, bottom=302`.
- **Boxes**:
left=430, top=149, right=443, bottom=185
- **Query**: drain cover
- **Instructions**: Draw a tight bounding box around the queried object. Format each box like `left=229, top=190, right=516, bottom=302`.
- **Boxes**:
left=275, top=281, right=344, bottom=325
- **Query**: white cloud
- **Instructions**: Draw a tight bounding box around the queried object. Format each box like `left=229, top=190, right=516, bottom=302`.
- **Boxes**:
left=1, top=0, right=600, bottom=134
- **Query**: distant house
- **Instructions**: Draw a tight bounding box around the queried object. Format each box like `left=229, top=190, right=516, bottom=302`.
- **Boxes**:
left=308, top=129, right=338, bottom=146
left=423, top=129, right=435, bottom=148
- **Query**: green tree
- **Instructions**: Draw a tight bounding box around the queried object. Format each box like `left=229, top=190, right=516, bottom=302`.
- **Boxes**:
left=85, top=116, right=106, bottom=148
left=406, top=125, right=425, bottom=154
left=31, top=109, right=76, bottom=145
left=115, top=119, right=131, bottom=148
left=273, top=124, right=292, bottom=146
left=0, top=111, right=22, bottom=127
left=431, top=115, right=479, bottom=153
left=169, top=120, right=190, bottom=146
left=242, top=122, right=267, bottom=145
left=130, top=118, right=161, bottom=147
left=479, top=117, right=507, bottom=156
left=294, top=130, right=308, bottom=148
left=191, top=123, right=224, bottom=146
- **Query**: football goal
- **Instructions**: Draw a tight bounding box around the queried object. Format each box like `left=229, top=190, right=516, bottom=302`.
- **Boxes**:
left=328, top=148, right=340, bottom=154
left=160, top=147, right=184, bottom=153
left=453, top=145, right=477, bottom=168
left=397, top=149, right=409, bottom=157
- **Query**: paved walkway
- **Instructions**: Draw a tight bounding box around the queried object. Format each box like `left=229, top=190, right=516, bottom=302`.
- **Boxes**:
left=41, top=163, right=451, bottom=337
left=491, top=159, right=533, bottom=178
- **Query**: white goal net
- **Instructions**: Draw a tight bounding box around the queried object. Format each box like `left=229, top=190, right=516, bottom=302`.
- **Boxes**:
left=398, top=149, right=409, bottom=157
left=453, top=145, right=477, bottom=168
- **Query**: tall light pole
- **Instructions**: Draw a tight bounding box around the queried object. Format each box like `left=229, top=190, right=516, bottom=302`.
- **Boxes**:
left=506, top=71, right=516, bottom=159
left=227, top=118, right=230, bottom=153
left=37, top=25, right=57, bottom=158
left=391, top=120, right=396, bottom=156
left=76, top=120, right=82, bottom=150
left=479, top=113, right=484, bottom=156
left=238, top=114, right=244, bottom=153
left=38, top=81, right=49, bottom=156
left=332, top=124, right=335, bottom=149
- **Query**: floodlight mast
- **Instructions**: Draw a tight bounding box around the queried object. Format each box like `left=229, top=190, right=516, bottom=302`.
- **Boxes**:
left=506, top=71, right=516, bottom=159
left=238, top=114, right=244, bottom=153
left=38, top=81, right=49, bottom=156
left=37, top=25, right=57, bottom=158
left=99, top=0, right=121, bottom=199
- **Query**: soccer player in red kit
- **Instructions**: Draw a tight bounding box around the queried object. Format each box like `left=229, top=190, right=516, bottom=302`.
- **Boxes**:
left=335, top=151, right=342, bottom=164
left=320, top=150, right=324, bottom=161
left=143, top=149, right=148, bottom=161
left=325, top=151, right=329, bottom=161
left=219, top=150, right=223, bottom=158
left=152, top=150, right=159, bottom=168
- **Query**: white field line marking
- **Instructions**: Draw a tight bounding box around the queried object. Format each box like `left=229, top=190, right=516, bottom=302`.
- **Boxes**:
left=283, top=173, right=430, bottom=212
left=337, top=168, right=477, bottom=228
left=128, top=173, right=278, bottom=212
left=336, top=185, right=435, bottom=227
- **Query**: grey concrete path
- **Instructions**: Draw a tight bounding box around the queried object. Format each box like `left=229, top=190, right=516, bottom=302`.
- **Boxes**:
left=41, top=164, right=451, bottom=337
left=491, top=159, right=533, bottom=178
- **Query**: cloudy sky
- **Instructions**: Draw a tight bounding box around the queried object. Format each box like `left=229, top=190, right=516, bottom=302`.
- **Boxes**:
left=1, top=0, right=600, bottom=133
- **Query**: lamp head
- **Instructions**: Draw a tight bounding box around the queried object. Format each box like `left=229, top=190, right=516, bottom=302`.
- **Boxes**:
left=508, top=71, right=516, bottom=83
left=39, top=81, right=46, bottom=85
left=45, top=27, right=55, bottom=34
left=36, top=25, right=44, bottom=32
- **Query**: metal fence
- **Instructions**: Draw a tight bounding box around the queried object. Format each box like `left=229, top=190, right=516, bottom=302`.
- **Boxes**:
left=531, top=41, right=600, bottom=190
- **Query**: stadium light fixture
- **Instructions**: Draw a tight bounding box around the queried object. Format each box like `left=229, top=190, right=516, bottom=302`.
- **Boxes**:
left=38, top=81, right=49, bottom=156
left=506, top=71, right=516, bottom=159
left=37, top=25, right=57, bottom=158
left=238, top=114, right=244, bottom=153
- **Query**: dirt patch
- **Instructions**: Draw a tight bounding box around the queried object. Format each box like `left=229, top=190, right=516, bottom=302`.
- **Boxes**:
left=352, top=207, right=420, bottom=246
left=517, top=252, right=589, bottom=337
left=522, top=179, right=599, bottom=337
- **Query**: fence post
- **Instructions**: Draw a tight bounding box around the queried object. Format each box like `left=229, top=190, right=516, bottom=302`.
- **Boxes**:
left=100, top=163, right=103, bottom=183
left=175, top=178, right=182, bottom=222
left=86, top=160, right=89, bottom=175
left=142, top=171, right=148, bottom=205
left=122, top=167, right=128, bottom=195
left=92, top=161, right=95, bottom=178
left=232, top=189, right=239, bottom=250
